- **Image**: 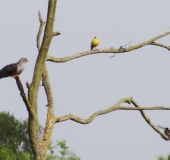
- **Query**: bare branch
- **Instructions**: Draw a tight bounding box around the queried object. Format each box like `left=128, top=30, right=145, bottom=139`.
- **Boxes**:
left=14, top=76, right=34, bottom=115
left=37, top=11, right=45, bottom=50
left=55, top=104, right=170, bottom=123
left=55, top=96, right=170, bottom=140
left=119, top=106, right=170, bottom=110
left=42, top=64, right=55, bottom=111
left=55, top=97, right=133, bottom=124
left=42, top=64, right=55, bottom=143
left=149, top=42, right=170, bottom=51
left=46, top=31, right=170, bottom=63
left=131, top=99, right=169, bottom=141
left=53, top=31, right=60, bottom=36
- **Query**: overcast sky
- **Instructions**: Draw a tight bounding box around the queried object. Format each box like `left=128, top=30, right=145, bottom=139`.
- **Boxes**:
left=0, top=1, right=170, bottom=160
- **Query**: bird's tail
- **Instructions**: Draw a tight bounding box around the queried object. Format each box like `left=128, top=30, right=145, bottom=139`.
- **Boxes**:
left=157, top=125, right=166, bottom=129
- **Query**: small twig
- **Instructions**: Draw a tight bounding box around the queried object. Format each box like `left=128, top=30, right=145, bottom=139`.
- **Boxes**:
left=109, top=47, right=116, bottom=58
left=109, top=53, right=116, bottom=58
left=37, top=10, right=45, bottom=50
left=122, top=41, right=132, bottom=48
left=53, top=31, right=60, bottom=36
left=118, top=41, right=132, bottom=52
left=26, top=81, right=31, bottom=89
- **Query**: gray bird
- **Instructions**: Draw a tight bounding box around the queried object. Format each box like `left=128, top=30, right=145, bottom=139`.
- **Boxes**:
left=157, top=125, right=170, bottom=138
left=0, top=58, right=28, bottom=79
left=164, top=128, right=170, bottom=137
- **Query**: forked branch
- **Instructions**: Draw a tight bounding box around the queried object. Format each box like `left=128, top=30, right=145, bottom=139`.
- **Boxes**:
left=55, top=97, right=133, bottom=124
left=37, top=11, right=45, bottom=51
left=149, top=42, right=170, bottom=51
left=36, top=10, right=56, bottom=152
left=55, top=98, right=170, bottom=124
left=28, top=0, right=57, bottom=112
left=131, top=100, right=169, bottom=140
left=55, top=97, right=169, bottom=140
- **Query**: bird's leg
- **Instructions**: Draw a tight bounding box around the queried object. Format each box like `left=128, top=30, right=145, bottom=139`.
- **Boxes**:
left=13, top=74, right=20, bottom=80
left=92, top=47, right=97, bottom=51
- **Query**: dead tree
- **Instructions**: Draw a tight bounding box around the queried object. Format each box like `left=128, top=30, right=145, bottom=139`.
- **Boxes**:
left=14, top=1, right=170, bottom=159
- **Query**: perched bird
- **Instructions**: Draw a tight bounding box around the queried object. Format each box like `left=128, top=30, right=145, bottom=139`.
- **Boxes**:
left=90, top=37, right=100, bottom=50
left=164, top=128, right=170, bottom=138
left=157, top=125, right=170, bottom=138
left=0, top=58, right=28, bottom=79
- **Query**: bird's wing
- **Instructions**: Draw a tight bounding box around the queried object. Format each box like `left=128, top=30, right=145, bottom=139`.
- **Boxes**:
left=0, top=63, right=18, bottom=78
left=90, top=43, right=93, bottom=50
left=166, top=131, right=170, bottom=136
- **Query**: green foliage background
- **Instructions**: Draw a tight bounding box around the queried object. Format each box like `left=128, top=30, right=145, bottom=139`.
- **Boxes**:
left=0, top=112, right=80, bottom=160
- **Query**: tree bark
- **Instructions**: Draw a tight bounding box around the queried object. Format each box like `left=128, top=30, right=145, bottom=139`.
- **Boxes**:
left=27, top=1, right=57, bottom=159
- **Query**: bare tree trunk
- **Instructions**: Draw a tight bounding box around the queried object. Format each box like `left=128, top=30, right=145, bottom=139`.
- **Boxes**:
left=27, top=1, right=57, bottom=159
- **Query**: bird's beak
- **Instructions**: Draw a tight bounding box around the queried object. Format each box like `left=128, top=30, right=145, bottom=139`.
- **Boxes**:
left=27, top=59, right=29, bottom=62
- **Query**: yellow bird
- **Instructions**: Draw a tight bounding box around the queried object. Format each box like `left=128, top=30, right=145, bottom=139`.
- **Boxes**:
left=90, top=37, right=100, bottom=50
